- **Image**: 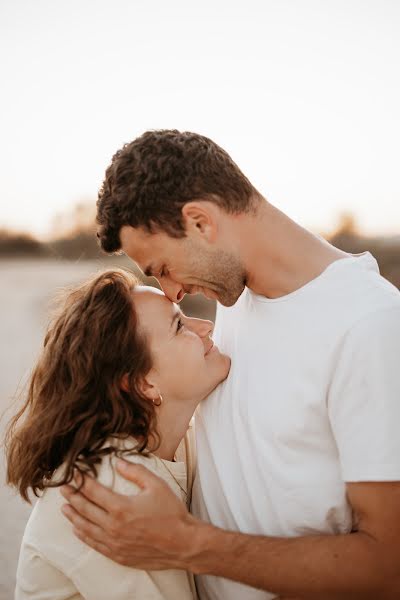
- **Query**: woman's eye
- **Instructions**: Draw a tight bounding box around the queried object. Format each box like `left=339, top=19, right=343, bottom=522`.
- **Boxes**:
left=176, top=318, right=184, bottom=332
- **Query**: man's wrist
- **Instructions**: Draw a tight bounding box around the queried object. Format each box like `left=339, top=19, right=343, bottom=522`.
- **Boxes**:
left=180, top=514, right=228, bottom=574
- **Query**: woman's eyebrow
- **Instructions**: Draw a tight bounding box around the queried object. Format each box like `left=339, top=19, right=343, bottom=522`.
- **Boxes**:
left=170, top=310, right=181, bottom=329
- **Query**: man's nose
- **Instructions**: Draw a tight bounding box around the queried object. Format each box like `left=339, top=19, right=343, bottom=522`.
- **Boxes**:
left=159, top=278, right=186, bottom=303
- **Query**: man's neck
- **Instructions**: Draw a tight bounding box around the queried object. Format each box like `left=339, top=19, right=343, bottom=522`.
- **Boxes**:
left=235, top=200, right=349, bottom=299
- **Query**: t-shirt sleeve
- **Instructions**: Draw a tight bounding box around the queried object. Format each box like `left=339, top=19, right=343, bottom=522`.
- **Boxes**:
left=328, top=305, right=400, bottom=482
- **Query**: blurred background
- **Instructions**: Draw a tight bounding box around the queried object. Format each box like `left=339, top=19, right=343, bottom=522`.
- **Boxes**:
left=1, top=0, right=399, bottom=596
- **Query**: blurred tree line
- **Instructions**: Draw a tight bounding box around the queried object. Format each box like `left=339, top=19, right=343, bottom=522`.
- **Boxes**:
left=1, top=205, right=400, bottom=293
left=0, top=202, right=214, bottom=318
left=327, top=212, right=400, bottom=289
left=0, top=204, right=100, bottom=260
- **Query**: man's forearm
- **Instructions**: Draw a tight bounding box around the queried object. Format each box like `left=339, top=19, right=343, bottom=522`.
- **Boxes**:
left=182, top=518, right=399, bottom=599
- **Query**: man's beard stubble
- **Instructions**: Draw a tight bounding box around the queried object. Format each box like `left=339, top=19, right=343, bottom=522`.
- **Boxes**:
left=189, top=243, right=246, bottom=307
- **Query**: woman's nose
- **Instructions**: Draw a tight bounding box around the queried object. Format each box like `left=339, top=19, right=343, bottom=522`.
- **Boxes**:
left=187, top=317, right=214, bottom=338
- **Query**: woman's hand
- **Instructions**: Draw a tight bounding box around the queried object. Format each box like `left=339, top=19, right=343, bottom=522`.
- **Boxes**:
left=60, top=459, right=199, bottom=569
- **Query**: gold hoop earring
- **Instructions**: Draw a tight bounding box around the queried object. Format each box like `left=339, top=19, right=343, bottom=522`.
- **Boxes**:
left=153, top=394, right=163, bottom=407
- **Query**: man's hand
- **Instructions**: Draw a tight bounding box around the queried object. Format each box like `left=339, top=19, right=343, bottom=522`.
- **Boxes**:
left=61, top=469, right=400, bottom=598
left=60, top=459, right=202, bottom=570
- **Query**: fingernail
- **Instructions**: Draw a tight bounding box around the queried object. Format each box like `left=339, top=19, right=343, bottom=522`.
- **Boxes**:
left=73, top=469, right=82, bottom=486
left=60, top=486, right=68, bottom=497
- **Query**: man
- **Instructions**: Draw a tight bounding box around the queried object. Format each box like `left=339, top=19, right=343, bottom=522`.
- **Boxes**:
left=61, top=130, right=400, bottom=599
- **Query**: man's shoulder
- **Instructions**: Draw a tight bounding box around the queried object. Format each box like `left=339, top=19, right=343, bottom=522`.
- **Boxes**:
left=343, top=304, right=400, bottom=347
left=341, top=266, right=400, bottom=332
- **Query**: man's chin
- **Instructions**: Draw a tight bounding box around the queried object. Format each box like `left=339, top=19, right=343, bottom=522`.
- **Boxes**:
left=217, top=288, right=245, bottom=307
left=218, top=298, right=235, bottom=307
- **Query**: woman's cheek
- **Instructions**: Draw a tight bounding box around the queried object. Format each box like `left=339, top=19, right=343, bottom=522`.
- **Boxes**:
left=185, top=340, right=206, bottom=374
left=174, top=335, right=204, bottom=377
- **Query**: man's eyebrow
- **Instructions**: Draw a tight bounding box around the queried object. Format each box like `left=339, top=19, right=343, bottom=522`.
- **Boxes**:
left=144, top=264, right=154, bottom=277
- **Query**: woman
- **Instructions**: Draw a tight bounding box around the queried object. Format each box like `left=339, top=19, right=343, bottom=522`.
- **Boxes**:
left=6, top=268, right=230, bottom=600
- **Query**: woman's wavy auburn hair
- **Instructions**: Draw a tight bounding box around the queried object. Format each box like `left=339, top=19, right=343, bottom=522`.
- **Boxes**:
left=5, top=269, right=158, bottom=502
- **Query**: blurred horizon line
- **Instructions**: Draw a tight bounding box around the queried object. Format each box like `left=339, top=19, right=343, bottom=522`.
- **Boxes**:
left=1, top=202, right=399, bottom=243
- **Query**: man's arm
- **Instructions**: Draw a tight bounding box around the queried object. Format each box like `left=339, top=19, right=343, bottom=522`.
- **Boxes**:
left=61, top=461, right=400, bottom=599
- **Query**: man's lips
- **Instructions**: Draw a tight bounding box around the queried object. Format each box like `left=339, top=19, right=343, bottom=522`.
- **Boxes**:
left=185, top=285, right=201, bottom=295
left=185, top=285, right=217, bottom=299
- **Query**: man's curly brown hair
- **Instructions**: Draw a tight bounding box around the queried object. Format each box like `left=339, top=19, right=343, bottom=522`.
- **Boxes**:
left=96, top=129, right=260, bottom=253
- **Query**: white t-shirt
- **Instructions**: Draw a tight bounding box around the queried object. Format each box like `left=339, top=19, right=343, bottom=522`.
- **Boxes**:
left=16, top=442, right=196, bottom=600
left=192, top=252, right=400, bottom=600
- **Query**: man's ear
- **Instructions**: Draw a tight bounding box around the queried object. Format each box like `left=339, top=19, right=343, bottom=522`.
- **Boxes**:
left=181, top=201, right=218, bottom=242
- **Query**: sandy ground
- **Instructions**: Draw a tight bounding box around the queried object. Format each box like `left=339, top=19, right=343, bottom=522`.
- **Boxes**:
left=0, top=259, right=107, bottom=599
left=0, top=258, right=215, bottom=599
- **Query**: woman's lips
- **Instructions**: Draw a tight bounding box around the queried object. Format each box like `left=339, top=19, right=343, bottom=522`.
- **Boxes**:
left=204, top=341, right=215, bottom=356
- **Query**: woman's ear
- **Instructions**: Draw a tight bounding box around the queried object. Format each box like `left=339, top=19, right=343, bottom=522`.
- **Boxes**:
left=137, top=370, right=161, bottom=403
left=120, top=373, right=131, bottom=394
left=121, top=370, right=161, bottom=402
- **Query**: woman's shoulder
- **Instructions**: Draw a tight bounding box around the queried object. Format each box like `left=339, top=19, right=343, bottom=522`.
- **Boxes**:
left=21, top=439, right=185, bottom=560
left=95, top=440, right=157, bottom=493
left=92, top=437, right=187, bottom=500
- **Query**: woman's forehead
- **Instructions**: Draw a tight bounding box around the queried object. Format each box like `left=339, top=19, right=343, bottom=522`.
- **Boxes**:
left=134, top=285, right=165, bottom=297
left=131, top=286, right=176, bottom=325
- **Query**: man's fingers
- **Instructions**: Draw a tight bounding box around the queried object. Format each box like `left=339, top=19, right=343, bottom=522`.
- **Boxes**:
left=116, top=460, right=165, bottom=490
left=60, top=484, right=110, bottom=527
left=62, top=504, right=109, bottom=543
left=72, top=527, right=115, bottom=559
left=73, top=471, right=129, bottom=514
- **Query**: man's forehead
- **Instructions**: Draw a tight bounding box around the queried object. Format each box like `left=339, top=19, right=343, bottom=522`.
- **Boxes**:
left=119, top=225, right=179, bottom=268
left=120, top=226, right=159, bottom=262
left=120, top=225, right=150, bottom=251
left=120, top=226, right=176, bottom=280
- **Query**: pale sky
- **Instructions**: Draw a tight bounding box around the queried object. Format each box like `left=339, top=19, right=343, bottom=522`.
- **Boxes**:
left=1, top=0, right=399, bottom=238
